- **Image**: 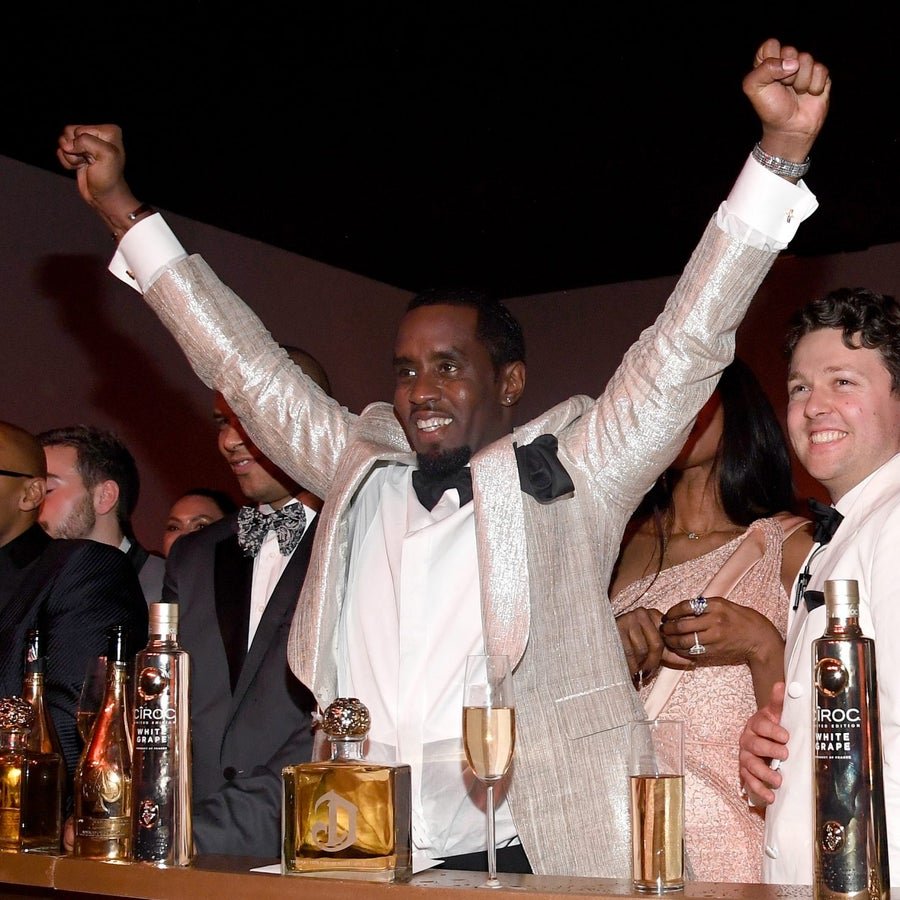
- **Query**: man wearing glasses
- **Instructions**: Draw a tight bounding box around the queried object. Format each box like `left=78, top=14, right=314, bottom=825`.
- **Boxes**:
left=0, top=421, right=147, bottom=788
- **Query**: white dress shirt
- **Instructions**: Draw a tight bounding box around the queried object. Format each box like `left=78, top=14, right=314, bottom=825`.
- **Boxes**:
left=110, top=156, right=817, bottom=294
left=338, top=466, right=515, bottom=870
left=247, top=499, right=317, bottom=648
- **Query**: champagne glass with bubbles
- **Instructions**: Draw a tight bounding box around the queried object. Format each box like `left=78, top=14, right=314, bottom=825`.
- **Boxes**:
left=463, top=654, right=516, bottom=889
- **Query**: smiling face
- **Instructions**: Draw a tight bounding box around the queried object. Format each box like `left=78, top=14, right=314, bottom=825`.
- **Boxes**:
left=787, top=328, right=900, bottom=501
left=392, top=304, right=524, bottom=467
left=213, top=394, right=298, bottom=509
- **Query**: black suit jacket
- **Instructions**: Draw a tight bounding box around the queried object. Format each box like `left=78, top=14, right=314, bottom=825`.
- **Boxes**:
left=163, top=510, right=317, bottom=858
left=0, top=524, right=148, bottom=781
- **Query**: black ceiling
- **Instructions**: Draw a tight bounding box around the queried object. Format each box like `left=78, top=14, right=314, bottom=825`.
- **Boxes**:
left=4, top=8, right=900, bottom=298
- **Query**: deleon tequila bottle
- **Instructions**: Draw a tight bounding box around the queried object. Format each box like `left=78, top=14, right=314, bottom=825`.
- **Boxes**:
left=282, top=697, right=411, bottom=881
left=74, top=625, right=133, bottom=860
left=131, top=602, right=193, bottom=866
left=813, top=579, right=889, bottom=899
left=0, top=697, right=33, bottom=852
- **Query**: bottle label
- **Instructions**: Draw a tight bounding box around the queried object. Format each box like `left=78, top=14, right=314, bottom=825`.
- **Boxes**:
left=312, top=791, right=358, bottom=852
left=77, top=816, right=131, bottom=840
left=82, top=767, right=127, bottom=808
left=134, top=665, right=176, bottom=751
left=134, top=709, right=176, bottom=750
left=137, top=798, right=160, bottom=830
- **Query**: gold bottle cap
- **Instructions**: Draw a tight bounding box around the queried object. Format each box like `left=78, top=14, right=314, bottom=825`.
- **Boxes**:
left=149, top=602, right=179, bottom=635
left=0, top=696, right=35, bottom=730
left=825, top=579, right=860, bottom=618
left=322, top=698, right=371, bottom=738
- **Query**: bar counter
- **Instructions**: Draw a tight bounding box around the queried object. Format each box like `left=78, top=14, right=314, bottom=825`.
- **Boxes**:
left=0, top=853, right=813, bottom=900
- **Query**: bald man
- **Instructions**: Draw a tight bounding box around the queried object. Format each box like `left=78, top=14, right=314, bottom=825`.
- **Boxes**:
left=0, top=421, right=147, bottom=786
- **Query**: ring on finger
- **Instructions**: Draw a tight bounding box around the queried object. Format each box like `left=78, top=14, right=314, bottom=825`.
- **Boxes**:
left=690, top=595, right=708, bottom=617
left=688, top=632, right=706, bottom=656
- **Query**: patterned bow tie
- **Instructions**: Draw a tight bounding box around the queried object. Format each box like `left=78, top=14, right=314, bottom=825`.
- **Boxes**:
left=808, top=497, right=844, bottom=545
left=237, top=504, right=306, bottom=557
left=411, top=467, right=473, bottom=512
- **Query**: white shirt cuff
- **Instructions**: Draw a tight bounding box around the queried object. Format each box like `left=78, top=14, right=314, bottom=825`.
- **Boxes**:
left=717, top=155, right=818, bottom=251
left=111, top=154, right=816, bottom=293
left=109, top=213, right=188, bottom=293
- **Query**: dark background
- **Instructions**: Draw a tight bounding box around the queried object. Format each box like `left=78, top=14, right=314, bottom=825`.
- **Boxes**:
left=3, top=7, right=899, bottom=298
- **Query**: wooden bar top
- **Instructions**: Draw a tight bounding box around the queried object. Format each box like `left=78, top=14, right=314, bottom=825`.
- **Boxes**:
left=0, top=852, right=813, bottom=900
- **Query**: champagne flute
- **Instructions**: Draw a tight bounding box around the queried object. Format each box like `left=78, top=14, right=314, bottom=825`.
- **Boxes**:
left=463, top=654, right=516, bottom=889
left=76, top=656, right=107, bottom=743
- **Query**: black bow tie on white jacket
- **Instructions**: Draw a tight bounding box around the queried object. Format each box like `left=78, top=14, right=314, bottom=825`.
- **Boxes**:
left=802, top=497, right=845, bottom=612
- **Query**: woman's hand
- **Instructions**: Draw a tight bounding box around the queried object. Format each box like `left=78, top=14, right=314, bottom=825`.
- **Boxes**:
left=660, top=595, right=785, bottom=705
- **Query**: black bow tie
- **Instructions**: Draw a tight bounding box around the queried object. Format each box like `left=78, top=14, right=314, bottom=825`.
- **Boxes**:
left=237, top=504, right=307, bottom=557
left=804, top=589, right=825, bottom=612
left=412, top=467, right=473, bottom=512
left=808, top=497, right=843, bottom=545
left=411, top=434, right=576, bottom=512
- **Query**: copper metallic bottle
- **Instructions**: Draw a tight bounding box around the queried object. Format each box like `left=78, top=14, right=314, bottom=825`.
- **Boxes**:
left=813, top=579, right=889, bottom=899
left=74, top=625, right=133, bottom=860
left=131, top=602, right=193, bottom=866
left=0, top=698, right=33, bottom=852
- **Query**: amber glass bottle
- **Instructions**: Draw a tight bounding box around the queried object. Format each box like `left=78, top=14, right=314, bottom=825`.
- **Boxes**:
left=282, top=697, right=411, bottom=882
left=20, top=629, right=64, bottom=852
left=132, top=603, right=193, bottom=866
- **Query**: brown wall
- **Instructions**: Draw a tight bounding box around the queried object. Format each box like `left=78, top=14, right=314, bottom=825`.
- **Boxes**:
left=4, top=155, right=900, bottom=552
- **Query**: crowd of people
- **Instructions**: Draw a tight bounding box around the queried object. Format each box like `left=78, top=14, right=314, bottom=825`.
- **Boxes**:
left=5, top=32, right=900, bottom=890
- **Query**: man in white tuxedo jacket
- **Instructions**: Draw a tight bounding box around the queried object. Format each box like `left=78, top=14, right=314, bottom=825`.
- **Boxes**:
left=58, top=40, right=830, bottom=876
left=740, top=287, right=900, bottom=885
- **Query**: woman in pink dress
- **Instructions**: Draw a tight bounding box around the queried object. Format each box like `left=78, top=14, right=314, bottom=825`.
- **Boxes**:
left=610, top=359, right=813, bottom=883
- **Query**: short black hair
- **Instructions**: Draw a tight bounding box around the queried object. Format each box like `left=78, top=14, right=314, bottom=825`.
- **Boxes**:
left=406, top=288, right=526, bottom=371
left=785, top=287, right=900, bottom=393
left=177, top=487, right=239, bottom=516
left=37, top=425, right=140, bottom=531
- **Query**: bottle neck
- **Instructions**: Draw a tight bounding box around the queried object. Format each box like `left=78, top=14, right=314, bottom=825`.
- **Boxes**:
left=825, top=614, right=862, bottom=637
left=329, top=736, right=365, bottom=761
left=22, top=670, right=43, bottom=701
left=104, top=661, right=130, bottom=701
left=146, top=632, right=179, bottom=647
left=0, top=727, right=29, bottom=752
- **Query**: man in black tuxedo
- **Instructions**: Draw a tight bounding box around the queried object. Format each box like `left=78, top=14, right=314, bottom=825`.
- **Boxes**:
left=0, top=421, right=147, bottom=783
left=163, top=348, right=329, bottom=857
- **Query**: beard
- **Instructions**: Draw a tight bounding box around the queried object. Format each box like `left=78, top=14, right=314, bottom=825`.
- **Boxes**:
left=416, top=445, right=472, bottom=479
left=42, top=491, right=96, bottom=540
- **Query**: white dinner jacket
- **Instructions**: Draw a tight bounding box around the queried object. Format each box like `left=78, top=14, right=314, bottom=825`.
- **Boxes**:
left=764, top=452, right=900, bottom=885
